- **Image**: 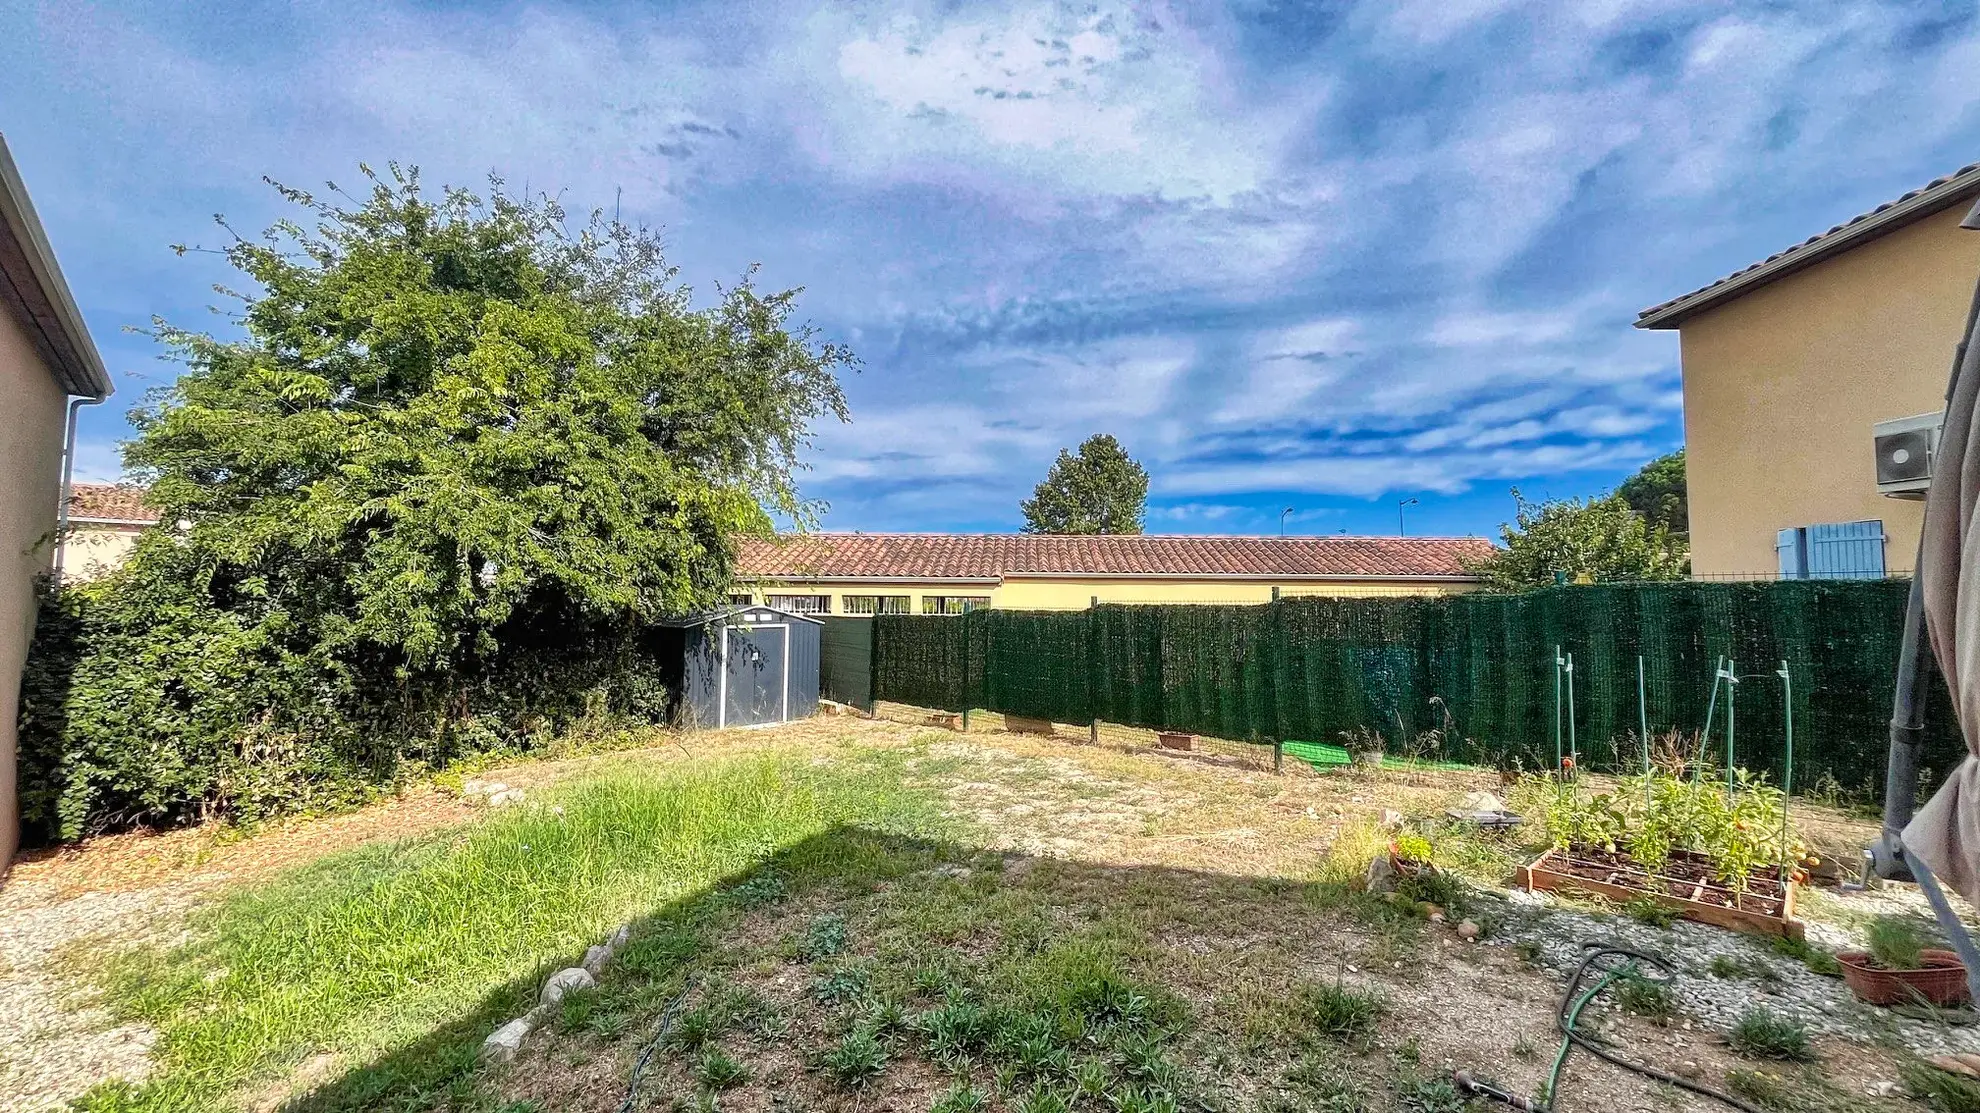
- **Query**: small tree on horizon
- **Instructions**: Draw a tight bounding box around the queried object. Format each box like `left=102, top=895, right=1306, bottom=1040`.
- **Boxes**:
left=1020, top=434, right=1149, bottom=534
left=1465, top=489, right=1689, bottom=590
left=1617, top=449, right=1688, bottom=538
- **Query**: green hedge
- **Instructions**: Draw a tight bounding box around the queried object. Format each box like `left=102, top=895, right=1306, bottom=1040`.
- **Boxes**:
left=17, top=571, right=671, bottom=844
left=873, top=580, right=1960, bottom=795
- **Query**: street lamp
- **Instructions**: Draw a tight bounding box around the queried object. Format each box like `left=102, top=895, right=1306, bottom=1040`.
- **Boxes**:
left=1279, top=507, right=1294, bottom=537
left=1397, top=497, right=1419, bottom=536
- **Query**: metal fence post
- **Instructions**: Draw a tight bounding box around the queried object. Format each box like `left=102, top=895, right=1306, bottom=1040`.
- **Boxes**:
left=1273, top=738, right=1284, bottom=774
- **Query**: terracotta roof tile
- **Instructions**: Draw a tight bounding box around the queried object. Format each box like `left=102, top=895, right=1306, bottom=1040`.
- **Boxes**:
left=736, top=533, right=1493, bottom=581
left=66, top=482, right=157, bottom=523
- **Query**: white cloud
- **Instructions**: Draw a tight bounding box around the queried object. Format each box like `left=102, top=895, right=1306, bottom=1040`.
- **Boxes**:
left=814, top=2, right=1308, bottom=201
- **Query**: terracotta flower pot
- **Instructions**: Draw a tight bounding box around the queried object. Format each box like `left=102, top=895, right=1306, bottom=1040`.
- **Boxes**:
left=1837, top=949, right=1970, bottom=1007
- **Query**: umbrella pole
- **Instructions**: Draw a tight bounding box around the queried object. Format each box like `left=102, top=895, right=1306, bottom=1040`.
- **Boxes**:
left=1874, top=225, right=1980, bottom=883
left=1778, top=661, right=1793, bottom=862
left=1878, top=203, right=1980, bottom=1000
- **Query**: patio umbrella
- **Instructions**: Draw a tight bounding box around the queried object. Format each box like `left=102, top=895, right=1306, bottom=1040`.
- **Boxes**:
left=1893, top=198, right=1980, bottom=989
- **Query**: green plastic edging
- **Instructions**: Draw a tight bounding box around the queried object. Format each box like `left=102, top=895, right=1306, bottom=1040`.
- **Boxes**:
left=1280, top=740, right=1481, bottom=773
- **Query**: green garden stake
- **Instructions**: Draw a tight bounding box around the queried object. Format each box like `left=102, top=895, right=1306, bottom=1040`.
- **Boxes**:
left=1565, top=651, right=1578, bottom=773
left=1724, top=658, right=1738, bottom=807
left=1638, top=655, right=1652, bottom=812
left=1697, top=655, right=1724, bottom=784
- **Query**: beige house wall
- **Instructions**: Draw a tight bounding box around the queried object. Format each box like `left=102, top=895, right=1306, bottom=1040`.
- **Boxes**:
left=0, top=307, right=69, bottom=866
left=1678, top=202, right=1980, bottom=577
left=744, top=576, right=1477, bottom=613
left=62, top=524, right=145, bottom=583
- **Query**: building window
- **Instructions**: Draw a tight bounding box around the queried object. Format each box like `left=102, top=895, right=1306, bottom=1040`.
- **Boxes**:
left=1777, top=520, right=1887, bottom=579
left=766, top=593, right=830, bottom=614
left=727, top=593, right=754, bottom=606
left=923, top=595, right=991, bottom=615
left=843, top=594, right=910, bottom=615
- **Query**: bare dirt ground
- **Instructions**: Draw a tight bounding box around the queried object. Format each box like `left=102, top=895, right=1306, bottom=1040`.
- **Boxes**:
left=0, top=711, right=1941, bottom=1112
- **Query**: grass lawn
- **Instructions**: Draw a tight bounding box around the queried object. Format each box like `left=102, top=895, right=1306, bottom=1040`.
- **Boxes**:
left=30, top=714, right=1937, bottom=1113
left=70, top=747, right=947, bottom=1113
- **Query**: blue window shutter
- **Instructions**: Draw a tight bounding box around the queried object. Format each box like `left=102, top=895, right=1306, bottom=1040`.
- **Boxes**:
left=1776, top=528, right=1807, bottom=579
left=1805, top=520, right=1886, bottom=579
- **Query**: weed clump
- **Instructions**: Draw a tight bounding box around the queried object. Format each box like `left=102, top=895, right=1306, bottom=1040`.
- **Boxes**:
left=1728, top=1008, right=1814, bottom=1062
left=930, top=1084, right=990, bottom=1113
left=696, top=1047, right=750, bottom=1091
left=1904, top=1057, right=1980, bottom=1113
left=824, top=1026, right=889, bottom=1088
left=1769, top=934, right=1842, bottom=977
left=1611, top=972, right=1676, bottom=1021
left=1622, top=896, right=1678, bottom=928
left=803, top=914, right=850, bottom=960
left=1301, top=979, right=1386, bottom=1042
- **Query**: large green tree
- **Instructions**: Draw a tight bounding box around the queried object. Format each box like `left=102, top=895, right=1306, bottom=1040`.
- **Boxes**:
left=1617, top=448, right=1687, bottom=537
left=1465, top=490, right=1689, bottom=591
left=1020, top=434, right=1149, bottom=534
left=21, top=165, right=852, bottom=838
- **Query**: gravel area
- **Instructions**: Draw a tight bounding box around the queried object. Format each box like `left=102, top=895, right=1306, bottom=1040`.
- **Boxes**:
left=0, top=876, right=203, bottom=1113
left=1497, top=884, right=1980, bottom=1058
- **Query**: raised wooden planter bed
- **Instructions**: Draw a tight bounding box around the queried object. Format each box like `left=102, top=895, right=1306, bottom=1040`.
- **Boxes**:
left=1157, top=731, right=1194, bottom=752
left=926, top=712, right=962, bottom=730
left=1005, top=715, right=1058, bottom=736
left=1516, top=847, right=1804, bottom=940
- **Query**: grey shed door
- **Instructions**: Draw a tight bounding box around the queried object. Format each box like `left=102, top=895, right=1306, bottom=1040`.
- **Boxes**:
left=723, top=623, right=789, bottom=727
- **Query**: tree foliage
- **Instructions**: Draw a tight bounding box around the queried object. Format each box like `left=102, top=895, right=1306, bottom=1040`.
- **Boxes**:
left=1019, top=434, right=1149, bottom=534
left=1465, top=490, right=1689, bottom=591
left=1617, top=449, right=1687, bottom=537
left=20, top=165, right=852, bottom=840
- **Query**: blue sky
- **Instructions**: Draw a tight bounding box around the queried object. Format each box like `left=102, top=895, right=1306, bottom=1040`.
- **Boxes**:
left=6, top=1, right=1980, bottom=538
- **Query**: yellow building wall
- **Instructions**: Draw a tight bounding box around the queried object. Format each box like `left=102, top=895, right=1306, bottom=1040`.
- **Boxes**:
left=61, top=524, right=146, bottom=583
left=1676, top=202, right=1980, bottom=577
left=0, top=307, right=69, bottom=868
left=746, top=577, right=1475, bottom=613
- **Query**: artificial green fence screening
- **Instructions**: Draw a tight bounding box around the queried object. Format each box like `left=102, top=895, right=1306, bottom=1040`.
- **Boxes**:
left=872, top=580, right=1964, bottom=795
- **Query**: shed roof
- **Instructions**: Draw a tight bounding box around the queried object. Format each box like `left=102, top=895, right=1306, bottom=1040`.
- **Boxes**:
left=1636, top=161, right=1980, bottom=329
left=735, top=533, right=1492, bottom=582
left=658, top=604, right=825, bottom=627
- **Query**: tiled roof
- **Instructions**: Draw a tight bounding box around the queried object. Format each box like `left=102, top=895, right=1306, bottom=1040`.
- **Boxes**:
left=735, top=533, right=1494, bottom=581
left=1636, top=161, right=1980, bottom=329
left=66, top=482, right=157, bottom=523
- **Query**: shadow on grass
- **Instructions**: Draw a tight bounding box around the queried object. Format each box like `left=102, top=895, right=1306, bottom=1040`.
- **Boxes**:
left=281, top=824, right=977, bottom=1113
left=273, top=823, right=1408, bottom=1113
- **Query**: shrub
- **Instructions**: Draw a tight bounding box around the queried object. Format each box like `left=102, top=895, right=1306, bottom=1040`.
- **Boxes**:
left=1728, top=1008, right=1814, bottom=1062
left=17, top=167, right=852, bottom=842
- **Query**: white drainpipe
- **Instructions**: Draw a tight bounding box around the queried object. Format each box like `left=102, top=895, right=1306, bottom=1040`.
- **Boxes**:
left=52, top=394, right=103, bottom=584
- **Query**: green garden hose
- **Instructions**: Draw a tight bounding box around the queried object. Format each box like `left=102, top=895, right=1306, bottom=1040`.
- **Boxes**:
left=1540, top=944, right=1761, bottom=1113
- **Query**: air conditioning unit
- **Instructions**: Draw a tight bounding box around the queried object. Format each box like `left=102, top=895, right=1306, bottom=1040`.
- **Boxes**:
left=1874, top=411, right=1943, bottom=499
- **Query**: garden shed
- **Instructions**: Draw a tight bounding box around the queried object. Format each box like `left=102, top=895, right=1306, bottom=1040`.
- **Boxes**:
left=655, top=604, right=821, bottom=729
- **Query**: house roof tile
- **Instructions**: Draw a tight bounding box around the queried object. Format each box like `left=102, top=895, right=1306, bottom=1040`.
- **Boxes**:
left=1636, top=161, right=1980, bottom=329
left=735, top=533, right=1493, bottom=581
left=66, top=482, right=157, bottom=523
